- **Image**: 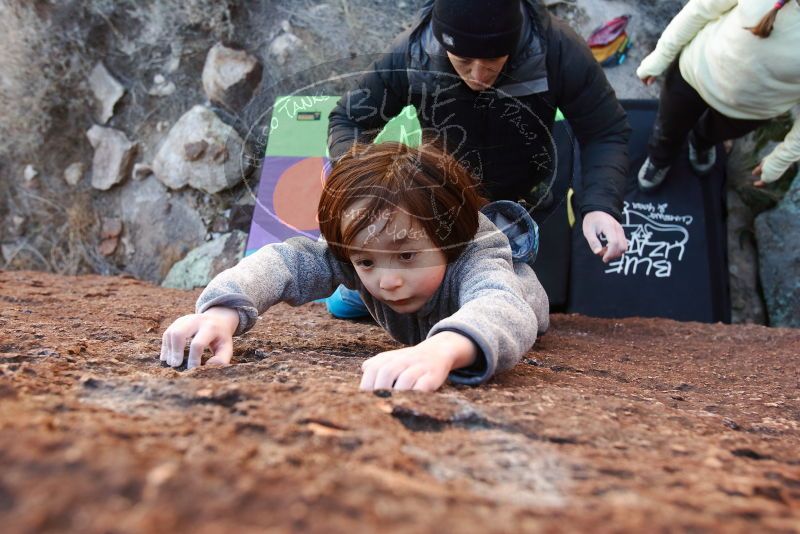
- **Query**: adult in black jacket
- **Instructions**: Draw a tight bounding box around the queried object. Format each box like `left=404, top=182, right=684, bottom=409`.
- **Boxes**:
left=324, top=0, right=630, bottom=318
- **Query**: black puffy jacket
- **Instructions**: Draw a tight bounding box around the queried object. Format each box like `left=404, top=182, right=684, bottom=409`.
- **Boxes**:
left=328, top=0, right=631, bottom=220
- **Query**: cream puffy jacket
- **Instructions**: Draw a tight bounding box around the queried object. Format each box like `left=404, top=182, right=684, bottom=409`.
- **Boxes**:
left=637, top=0, right=800, bottom=182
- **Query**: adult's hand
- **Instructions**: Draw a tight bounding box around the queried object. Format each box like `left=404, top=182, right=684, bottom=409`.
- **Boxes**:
left=582, top=211, right=628, bottom=263
left=752, top=162, right=766, bottom=188
left=641, top=76, right=657, bottom=86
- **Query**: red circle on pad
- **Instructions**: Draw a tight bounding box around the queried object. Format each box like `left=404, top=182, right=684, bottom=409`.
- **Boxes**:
left=273, top=157, right=325, bottom=231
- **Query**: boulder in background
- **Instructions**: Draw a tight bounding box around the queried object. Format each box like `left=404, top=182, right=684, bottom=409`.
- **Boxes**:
left=202, top=43, right=263, bottom=110
left=725, top=137, right=767, bottom=324
left=88, top=62, right=125, bottom=124
left=162, top=230, right=247, bottom=289
left=152, top=105, right=244, bottom=194
left=86, top=125, right=137, bottom=190
left=119, top=176, right=207, bottom=282
left=755, top=172, right=800, bottom=327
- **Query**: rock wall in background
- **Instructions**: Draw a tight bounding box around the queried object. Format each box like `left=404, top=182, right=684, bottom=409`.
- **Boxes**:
left=755, top=174, right=800, bottom=328
left=725, top=137, right=768, bottom=326
left=0, top=0, right=796, bottom=325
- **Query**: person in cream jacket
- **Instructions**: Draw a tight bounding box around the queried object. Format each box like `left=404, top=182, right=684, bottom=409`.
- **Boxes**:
left=635, top=0, right=799, bottom=191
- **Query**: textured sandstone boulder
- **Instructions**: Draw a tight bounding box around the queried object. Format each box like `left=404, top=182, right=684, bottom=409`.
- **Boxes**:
left=755, top=172, right=800, bottom=327
left=88, top=62, right=125, bottom=124
left=1, top=269, right=799, bottom=533
left=118, top=176, right=207, bottom=282
left=725, top=137, right=767, bottom=324
left=162, top=230, right=247, bottom=289
left=202, top=43, right=262, bottom=110
left=152, top=105, right=244, bottom=194
left=86, top=125, right=137, bottom=190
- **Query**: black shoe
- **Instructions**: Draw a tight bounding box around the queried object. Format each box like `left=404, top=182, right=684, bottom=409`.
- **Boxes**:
left=688, top=131, right=716, bottom=176
left=638, top=157, right=671, bottom=192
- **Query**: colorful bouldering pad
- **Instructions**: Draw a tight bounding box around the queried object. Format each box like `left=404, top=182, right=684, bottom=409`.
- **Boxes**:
left=246, top=96, right=424, bottom=256
left=567, top=100, right=731, bottom=323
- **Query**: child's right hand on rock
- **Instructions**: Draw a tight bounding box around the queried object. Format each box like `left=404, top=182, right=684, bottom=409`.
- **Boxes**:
left=160, top=307, right=240, bottom=369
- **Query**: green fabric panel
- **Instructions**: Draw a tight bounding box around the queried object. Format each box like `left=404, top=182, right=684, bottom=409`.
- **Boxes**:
left=264, top=96, right=563, bottom=156
left=373, top=106, right=564, bottom=144
left=265, top=96, right=339, bottom=157
left=374, top=105, right=423, bottom=147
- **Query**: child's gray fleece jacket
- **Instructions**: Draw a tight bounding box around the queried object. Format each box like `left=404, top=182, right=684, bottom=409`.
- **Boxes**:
left=196, top=201, right=550, bottom=386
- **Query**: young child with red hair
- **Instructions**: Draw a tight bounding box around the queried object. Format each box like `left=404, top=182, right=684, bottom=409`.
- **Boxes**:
left=159, top=141, right=549, bottom=392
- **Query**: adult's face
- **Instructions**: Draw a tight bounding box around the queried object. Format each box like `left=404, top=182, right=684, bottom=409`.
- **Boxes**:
left=446, top=52, right=509, bottom=91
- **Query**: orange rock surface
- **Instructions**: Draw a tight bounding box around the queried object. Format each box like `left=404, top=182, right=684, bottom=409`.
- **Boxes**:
left=0, top=270, right=798, bottom=532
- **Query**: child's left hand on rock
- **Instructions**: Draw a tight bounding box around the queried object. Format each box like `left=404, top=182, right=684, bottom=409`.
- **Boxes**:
left=359, top=331, right=477, bottom=392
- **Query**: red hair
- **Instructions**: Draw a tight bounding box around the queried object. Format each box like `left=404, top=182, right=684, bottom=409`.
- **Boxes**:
left=317, top=141, right=487, bottom=263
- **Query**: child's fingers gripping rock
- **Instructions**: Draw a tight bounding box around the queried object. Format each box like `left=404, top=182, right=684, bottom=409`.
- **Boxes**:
left=359, top=351, right=392, bottom=390
left=187, top=328, right=215, bottom=369
left=160, top=331, right=170, bottom=363
left=160, top=314, right=203, bottom=368
left=393, top=364, right=432, bottom=391
left=359, top=362, right=379, bottom=391
left=359, top=345, right=452, bottom=391
left=412, top=373, right=444, bottom=392
left=360, top=352, right=400, bottom=390
left=204, top=335, right=234, bottom=367
left=373, top=360, right=410, bottom=390
left=158, top=308, right=239, bottom=369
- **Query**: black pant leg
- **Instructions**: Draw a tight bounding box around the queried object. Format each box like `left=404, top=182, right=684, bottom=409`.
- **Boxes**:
left=692, top=111, right=770, bottom=151
left=648, top=59, right=711, bottom=167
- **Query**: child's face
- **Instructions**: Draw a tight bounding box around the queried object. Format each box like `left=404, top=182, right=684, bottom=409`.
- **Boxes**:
left=343, top=203, right=447, bottom=314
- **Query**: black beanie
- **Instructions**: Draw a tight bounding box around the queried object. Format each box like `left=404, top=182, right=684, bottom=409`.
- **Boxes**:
left=432, top=0, right=523, bottom=59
